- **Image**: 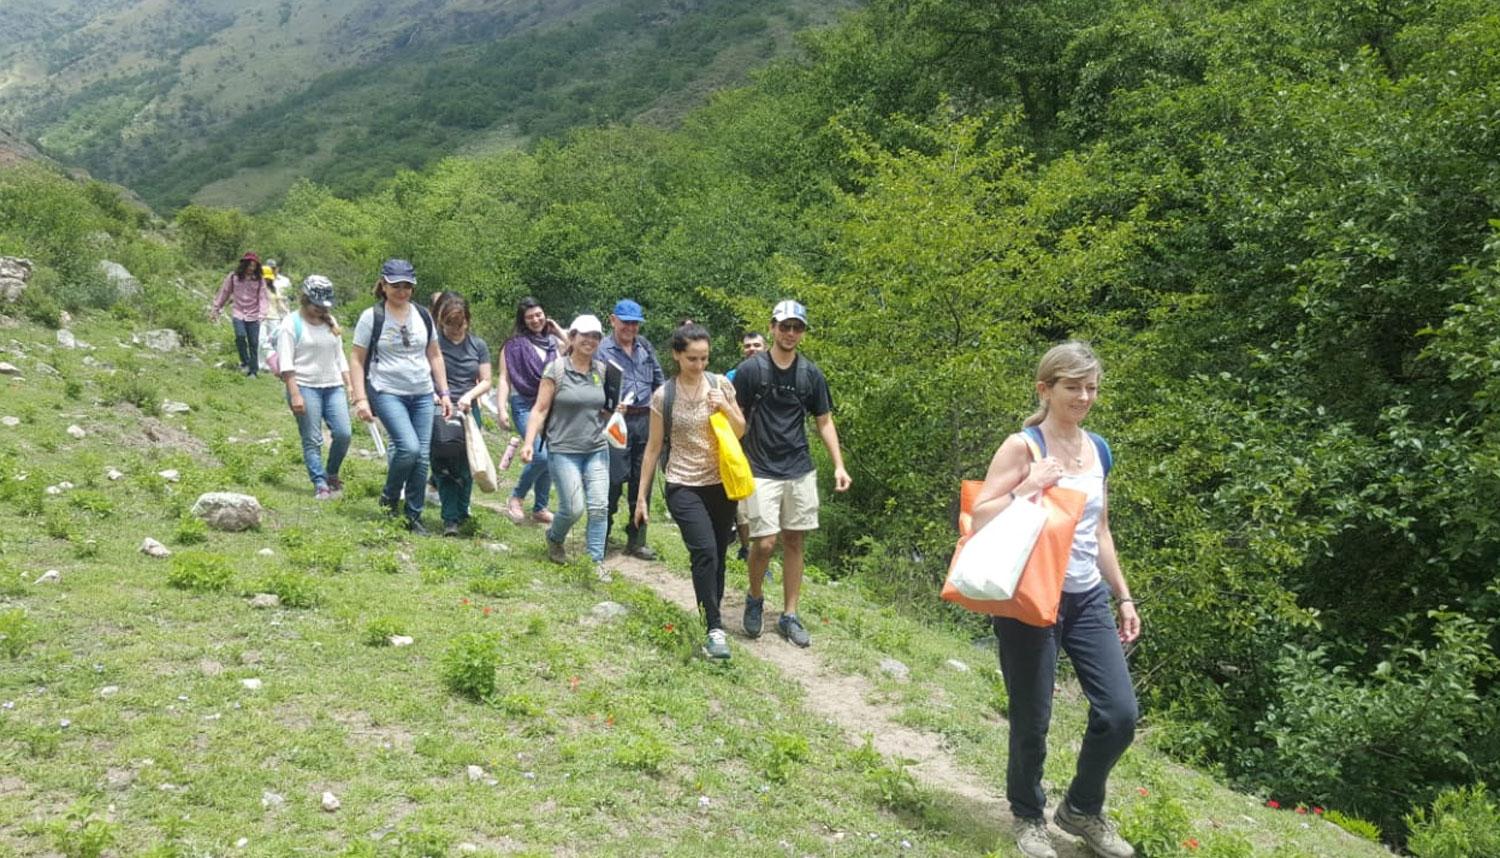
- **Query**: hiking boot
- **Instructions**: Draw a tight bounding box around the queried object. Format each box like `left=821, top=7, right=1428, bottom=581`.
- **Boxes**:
left=326, top=475, right=344, bottom=495
left=546, top=539, right=567, bottom=565
left=743, top=595, right=764, bottom=639
left=704, top=628, right=731, bottom=660
left=379, top=494, right=400, bottom=517
left=1013, top=817, right=1057, bottom=858
left=406, top=517, right=429, bottom=536
left=531, top=508, right=554, bottom=525
left=506, top=496, right=526, bottom=524
left=626, top=542, right=657, bottom=561
left=778, top=613, right=811, bottom=648
left=442, top=521, right=461, bottom=538
left=314, top=486, right=334, bottom=501
left=1054, top=802, right=1135, bottom=858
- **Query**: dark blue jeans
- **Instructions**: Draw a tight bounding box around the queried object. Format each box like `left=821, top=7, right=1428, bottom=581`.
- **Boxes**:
left=994, top=584, right=1138, bottom=820
left=232, top=317, right=261, bottom=376
left=605, top=412, right=650, bottom=545
left=508, top=394, right=551, bottom=512
left=372, top=391, right=435, bottom=521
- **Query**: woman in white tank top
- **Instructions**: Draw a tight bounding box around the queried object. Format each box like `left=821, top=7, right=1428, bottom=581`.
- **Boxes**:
left=968, top=341, right=1142, bottom=858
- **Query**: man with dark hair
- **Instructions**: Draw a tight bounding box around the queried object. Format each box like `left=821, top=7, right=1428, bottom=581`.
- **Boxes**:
left=599, top=298, right=665, bottom=559
left=732, top=300, right=850, bottom=648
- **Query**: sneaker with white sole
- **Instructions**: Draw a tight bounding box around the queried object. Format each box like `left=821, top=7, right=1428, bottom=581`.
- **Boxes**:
left=1013, top=817, right=1057, bottom=858
left=743, top=595, right=764, bottom=639
left=1054, top=802, right=1135, bottom=858
left=778, top=613, right=811, bottom=648
left=704, top=628, right=730, bottom=660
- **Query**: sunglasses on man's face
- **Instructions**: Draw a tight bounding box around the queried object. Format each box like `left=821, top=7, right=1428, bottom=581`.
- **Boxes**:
left=777, top=321, right=806, bottom=333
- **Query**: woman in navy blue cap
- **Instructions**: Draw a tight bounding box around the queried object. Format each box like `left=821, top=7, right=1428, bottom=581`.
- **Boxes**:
left=348, top=259, right=453, bottom=534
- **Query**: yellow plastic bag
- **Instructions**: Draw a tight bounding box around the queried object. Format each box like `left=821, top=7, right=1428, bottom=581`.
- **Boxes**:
left=710, top=411, right=755, bottom=501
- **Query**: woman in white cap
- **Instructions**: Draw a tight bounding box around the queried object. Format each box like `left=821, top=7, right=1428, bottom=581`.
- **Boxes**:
left=521, top=314, right=611, bottom=574
left=275, top=275, right=351, bottom=500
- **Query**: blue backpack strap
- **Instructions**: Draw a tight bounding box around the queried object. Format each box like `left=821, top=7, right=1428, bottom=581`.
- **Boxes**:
left=1021, top=425, right=1047, bottom=458
left=1088, top=431, right=1113, bottom=478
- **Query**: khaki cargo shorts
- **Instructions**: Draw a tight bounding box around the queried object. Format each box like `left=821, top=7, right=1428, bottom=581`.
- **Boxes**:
left=743, top=471, right=819, bottom=538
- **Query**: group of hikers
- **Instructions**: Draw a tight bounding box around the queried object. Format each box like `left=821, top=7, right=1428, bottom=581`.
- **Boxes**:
left=209, top=255, right=1142, bottom=858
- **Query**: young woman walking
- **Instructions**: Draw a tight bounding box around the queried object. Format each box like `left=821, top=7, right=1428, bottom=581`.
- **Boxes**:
left=275, top=276, right=351, bottom=500
left=348, top=259, right=452, bottom=534
left=635, top=323, right=746, bottom=659
left=209, top=252, right=270, bottom=377
left=497, top=297, right=566, bottom=524
left=969, top=341, right=1140, bottom=858
left=433, top=294, right=492, bottom=536
left=520, top=315, right=610, bottom=576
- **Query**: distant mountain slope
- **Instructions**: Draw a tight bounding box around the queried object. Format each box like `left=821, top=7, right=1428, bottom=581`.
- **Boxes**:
left=0, top=0, right=855, bottom=211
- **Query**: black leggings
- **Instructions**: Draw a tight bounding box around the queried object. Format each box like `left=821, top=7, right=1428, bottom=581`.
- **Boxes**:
left=665, top=482, right=737, bottom=631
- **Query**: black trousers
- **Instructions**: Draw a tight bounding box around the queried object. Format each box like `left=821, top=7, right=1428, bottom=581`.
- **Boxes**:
left=665, top=482, right=737, bottom=631
left=606, top=412, right=651, bottom=545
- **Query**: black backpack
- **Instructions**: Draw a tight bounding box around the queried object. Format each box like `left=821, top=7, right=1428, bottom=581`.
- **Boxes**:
left=738, top=351, right=813, bottom=418
left=363, top=302, right=435, bottom=391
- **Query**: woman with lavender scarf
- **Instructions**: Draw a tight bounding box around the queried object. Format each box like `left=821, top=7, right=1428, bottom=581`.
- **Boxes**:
left=496, top=297, right=567, bottom=524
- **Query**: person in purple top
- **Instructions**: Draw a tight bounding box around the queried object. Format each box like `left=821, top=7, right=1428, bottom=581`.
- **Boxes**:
left=209, top=251, right=271, bottom=377
left=496, top=297, right=567, bottom=525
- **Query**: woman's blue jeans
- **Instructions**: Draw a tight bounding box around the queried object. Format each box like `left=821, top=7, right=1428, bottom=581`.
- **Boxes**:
left=509, top=393, right=551, bottom=512
left=434, top=409, right=482, bottom=525
left=547, top=448, right=609, bottom=562
left=372, top=391, right=435, bottom=521
left=288, top=385, right=352, bottom=489
left=232, top=317, right=261, bottom=376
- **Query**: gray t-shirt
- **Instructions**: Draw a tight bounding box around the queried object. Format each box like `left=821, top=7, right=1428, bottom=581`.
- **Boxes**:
left=353, top=305, right=434, bottom=396
left=438, top=333, right=490, bottom=401
left=542, top=357, right=608, bottom=455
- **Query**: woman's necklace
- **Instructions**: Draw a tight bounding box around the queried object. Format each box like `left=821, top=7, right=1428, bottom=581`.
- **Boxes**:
left=1048, top=428, right=1087, bottom=468
left=677, top=374, right=708, bottom=401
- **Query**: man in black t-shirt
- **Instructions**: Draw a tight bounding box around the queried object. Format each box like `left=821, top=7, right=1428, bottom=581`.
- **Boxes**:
left=731, top=300, right=851, bottom=648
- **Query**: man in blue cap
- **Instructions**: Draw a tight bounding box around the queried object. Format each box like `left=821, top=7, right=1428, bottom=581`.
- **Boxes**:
left=598, top=298, right=665, bottom=559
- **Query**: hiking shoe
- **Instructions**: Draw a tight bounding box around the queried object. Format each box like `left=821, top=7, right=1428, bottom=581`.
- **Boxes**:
left=1014, top=817, right=1057, bottom=858
left=594, top=563, right=613, bottom=584
left=546, top=539, right=567, bottom=565
left=442, top=521, right=461, bottom=538
left=532, top=508, right=554, bottom=525
left=1054, top=802, right=1135, bottom=858
left=506, top=496, right=526, bottom=524
left=704, top=628, right=731, bottom=660
left=743, top=595, right=764, bottom=639
left=736, top=544, right=748, bottom=561
left=406, top=517, right=429, bottom=536
left=314, top=486, right=334, bottom=501
left=627, top=543, right=657, bottom=561
left=778, top=613, right=811, bottom=648
left=326, top=475, right=344, bottom=495
left=379, top=494, right=400, bottom=517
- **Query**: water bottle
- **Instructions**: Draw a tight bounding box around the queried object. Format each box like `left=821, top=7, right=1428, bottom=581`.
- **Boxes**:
left=498, top=435, right=522, bottom=470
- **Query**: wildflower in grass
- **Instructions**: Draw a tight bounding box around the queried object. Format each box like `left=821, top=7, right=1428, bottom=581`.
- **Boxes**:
left=482, top=606, right=492, bottom=617
left=1184, top=838, right=1200, bottom=850
left=1312, top=806, right=1324, bottom=815
left=663, top=623, right=674, bottom=633
left=568, top=675, right=581, bottom=691
left=1137, top=787, right=1149, bottom=797
left=1296, top=806, right=1307, bottom=814
left=1266, top=799, right=1280, bottom=809
left=460, top=598, right=470, bottom=606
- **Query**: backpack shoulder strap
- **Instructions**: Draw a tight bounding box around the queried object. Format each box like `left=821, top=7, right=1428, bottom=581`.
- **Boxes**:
left=414, top=304, right=434, bottom=346
left=292, top=314, right=304, bottom=343
left=1021, top=425, right=1046, bottom=460
left=750, top=351, right=776, bottom=410
left=1088, top=431, right=1113, bottom=478
left=364, top=304, right=386, bottom=374
left=661, top=379, right=677, bottom=467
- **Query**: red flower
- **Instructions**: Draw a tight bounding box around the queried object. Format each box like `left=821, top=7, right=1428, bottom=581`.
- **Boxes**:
left=568, top=676, right=581, bottom=691
left=1313, top=806, right=1325, bottom=815
left=1266, top=800, right=1280, bottom=809
left=663, top=623, right=675, bottom=633
left=1137, top=787, right=1149, bottom=797
left=1296, top=806, right=1308, bottom=815
left=1184, top=838, right=1200, bottom=850
left=460, top=598, right=470, bottom=606
left=482, top=606, right=492, bottom=617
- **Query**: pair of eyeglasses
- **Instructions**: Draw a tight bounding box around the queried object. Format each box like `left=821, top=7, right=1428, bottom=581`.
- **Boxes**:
left=398, top=323, right=412, bottom=347
left=777, top=321, right=806, bottom=333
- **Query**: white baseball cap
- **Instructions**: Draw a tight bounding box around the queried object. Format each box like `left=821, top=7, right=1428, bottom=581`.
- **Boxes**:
left=569, top=314, right=604, bottom=336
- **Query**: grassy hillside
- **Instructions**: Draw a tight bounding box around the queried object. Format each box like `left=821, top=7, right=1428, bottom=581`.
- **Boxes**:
left=0, top=0, right=855, bottom=211
left=0, top=307, right=1394, bottom=856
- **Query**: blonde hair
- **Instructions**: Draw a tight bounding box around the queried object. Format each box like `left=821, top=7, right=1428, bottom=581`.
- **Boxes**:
left=300, top=294, right=342, bottom=336
left=1023, top=340, right=1101, bottom=428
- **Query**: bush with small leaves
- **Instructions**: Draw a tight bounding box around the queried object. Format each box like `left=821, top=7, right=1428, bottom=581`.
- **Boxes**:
left=612, top=731, right=671, bottom=774
left=440, top=632, right=501, bottom=701
left=1323, top=809, right=1381, bottom=842
left=1407, top=783, right=1500, bottom=858
left=166, top=552, right=233, bottom=593
left=762, top=731, right=810, bottom=784
left=0, top=607, right=37, bottom=659
left=256, top=571, right=320, bottom=608
left=173, top=516, right=208, bottom=546
left=364, top=616, right=406, bottom=646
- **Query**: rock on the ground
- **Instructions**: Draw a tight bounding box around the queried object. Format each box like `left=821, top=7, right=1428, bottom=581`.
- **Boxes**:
left=388, top=635, right=414, bottom=647
left=139, top=537, right=170, bottom=558
left=879, top=658, right=911, bottom=681
left=99, top=685, right=120, bottom=697
left=320, top=791, right=340, bottom=812
left=240, top=678, right=263, bottom=691
left=945, top=658, right=970, bottom=673
left=191, top=492, right=262, bottom=531
left=457, top=845, right=480, bottom=854
left=257, top=548, right=274, bottom=557
left=135, top=329, right=180, bottom=352
left=66, top=424, right=86, bottom=439
left=590, top=601, right=628, bottom=622
left=98, top=260, right=142, bottom=299
left=161, top=400, right=191, bottom=414
left=0, top=257, right=30, bottom=304
left=466, top=765, right=486, bottom=782
left=0, top=362, right=19, bottom=375
left=34, top=569, right=60, bottom=584
left=248, top=593, right=281, bottom=609
left=485, top=542, right=510, bottom=553
left=261, top=790, right=285, bottom=809
left=56, top=329, right=77, bottom=349
left=239, top=650, right=261, bottom=665
left=199, top=659, right=223, bottom=677
left=106, top=467, right=124, bottom=480
left=1, top=416, right=18, bottom=427
left=157, top=469, right=180, bottom=482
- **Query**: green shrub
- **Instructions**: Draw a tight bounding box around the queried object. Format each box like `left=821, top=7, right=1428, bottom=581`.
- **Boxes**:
left=100, top=371, right=161, bottom=415
left=0, top=607, right=37, bottom=659
left=469, top=575, right=521, bottom=598
left=257, top=571, right=321, bottom=608
left=172, top=516, right=208, bottom=546
left=1117, top=789, right=1194, bottom=858
left=1407, top=784, right=1500, bottom=858
left=612, top=731, right=671, bottom=774
left=762, top=731, right=810, bottom=784
left=440, top=632, right=501, bottom=701
left=1324, top=809, right=1382, bottom=842
left=166, top=552, right=233, bottom=593
left=364, top=616, right=406, bottom=646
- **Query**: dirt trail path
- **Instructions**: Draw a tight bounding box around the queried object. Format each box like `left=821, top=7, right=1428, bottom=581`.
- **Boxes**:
left=478, top=498, right=1093, bottom=856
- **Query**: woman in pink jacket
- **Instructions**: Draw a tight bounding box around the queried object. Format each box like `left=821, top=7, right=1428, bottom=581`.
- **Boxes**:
left=209, top=252, right=270, bottom=377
